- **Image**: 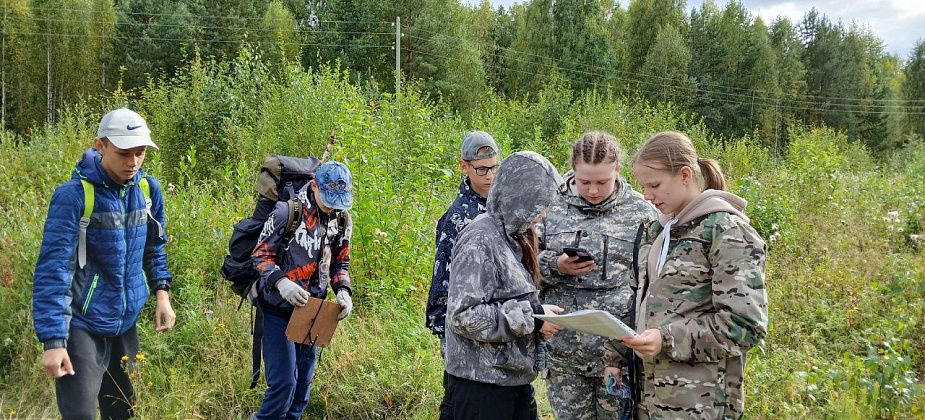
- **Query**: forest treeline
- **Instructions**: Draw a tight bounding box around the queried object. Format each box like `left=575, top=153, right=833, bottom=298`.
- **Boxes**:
left=1, top=0, right=925, bottom=154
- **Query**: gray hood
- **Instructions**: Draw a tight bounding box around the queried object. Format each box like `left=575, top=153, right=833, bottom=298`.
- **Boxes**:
left=487, top=151, right=563, bottom=237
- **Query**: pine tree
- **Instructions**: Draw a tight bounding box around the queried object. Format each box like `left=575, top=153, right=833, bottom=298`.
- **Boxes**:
left=109, top=0, right=197, bottom=91
left=623, top=0, right=684, bottom=80
left=769, top=17, right=807, bottom=150
left=744, top=17, right=780, bottom=142
left=903, top=40, right=925, bottom=139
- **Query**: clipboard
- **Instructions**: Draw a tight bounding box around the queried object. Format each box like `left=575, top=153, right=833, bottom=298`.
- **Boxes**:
left=285, top=297, right=343, bottom=346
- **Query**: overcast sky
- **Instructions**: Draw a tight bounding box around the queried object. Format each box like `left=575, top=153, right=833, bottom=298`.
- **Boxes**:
left=461, top=0, right=924, bottom=59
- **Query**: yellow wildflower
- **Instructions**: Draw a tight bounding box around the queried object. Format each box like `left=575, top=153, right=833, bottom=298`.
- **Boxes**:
left=135, top=353, right=146, bottom=361
left=121, top=355, right=129, bottom=361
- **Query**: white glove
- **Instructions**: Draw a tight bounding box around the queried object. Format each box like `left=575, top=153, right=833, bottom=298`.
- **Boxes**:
left=277, top=278, right=309, bottom=307
left=336, top=289, right=353, bottom=320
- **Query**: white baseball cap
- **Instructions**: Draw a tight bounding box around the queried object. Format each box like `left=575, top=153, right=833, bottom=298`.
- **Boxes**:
left=96, top=108, right=158, bottom=150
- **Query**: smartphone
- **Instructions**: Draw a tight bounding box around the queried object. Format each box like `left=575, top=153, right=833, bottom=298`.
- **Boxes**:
left=562, top=247, right=595, bottom=263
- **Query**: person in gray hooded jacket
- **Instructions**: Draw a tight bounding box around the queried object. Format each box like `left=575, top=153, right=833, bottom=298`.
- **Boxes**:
left=444, top=151, right=565, bottom=420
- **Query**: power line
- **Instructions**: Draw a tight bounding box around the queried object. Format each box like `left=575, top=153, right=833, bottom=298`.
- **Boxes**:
left=8, top=4, right=393, bottom=27
left=404, top=31, right=924, bottom=114
left=407, top=24, right=925, bottom=107
left=4, top=6, right=923, bottom=115
left=406, top=46, right=685, bottom=102
left=3, top=30, right=393, bottom=49
left=6, top=15, right=395, bottom=36
left=403, top=35, right=925, bottom=115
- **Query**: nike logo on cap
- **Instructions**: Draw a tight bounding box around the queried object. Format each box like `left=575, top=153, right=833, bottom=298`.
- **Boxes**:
left=126, top=124, right=143, bottom=130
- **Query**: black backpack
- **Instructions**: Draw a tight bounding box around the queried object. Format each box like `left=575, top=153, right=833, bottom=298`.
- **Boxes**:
left=220, top=154, right=321, bottom=301
left=219, top=154, right=322, bottom=389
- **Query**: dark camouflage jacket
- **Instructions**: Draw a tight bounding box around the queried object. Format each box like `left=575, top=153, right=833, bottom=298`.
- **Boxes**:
left=633, top=190, right=768, bottom=419
left=426, top=178, right=487, bottom=337
left=444, top=151, right=562, bottom=386
left=537, top=174, right=657, bottom=377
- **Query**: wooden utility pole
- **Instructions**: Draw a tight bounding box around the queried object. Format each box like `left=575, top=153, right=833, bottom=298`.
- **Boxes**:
left=2, top=29, right=6, bottom=130
left=395, top=16, right=400, bottom=95
left=46, top=34, right=53, bottom=124
left=2, top=7, right=7, bottom=129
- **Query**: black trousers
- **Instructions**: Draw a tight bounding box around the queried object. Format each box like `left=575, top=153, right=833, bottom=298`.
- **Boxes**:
left=445, top=374, right=539, bottom=420
left=55, top=325, right=139, bottom=420
left=440, top=370, right=454, bottom=420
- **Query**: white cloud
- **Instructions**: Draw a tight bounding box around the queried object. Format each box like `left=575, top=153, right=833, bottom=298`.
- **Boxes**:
left=741, top=0, right=924, bottom=57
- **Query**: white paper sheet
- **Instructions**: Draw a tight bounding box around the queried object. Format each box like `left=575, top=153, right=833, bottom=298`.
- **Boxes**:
left=534, top=309, right=638, bottom=339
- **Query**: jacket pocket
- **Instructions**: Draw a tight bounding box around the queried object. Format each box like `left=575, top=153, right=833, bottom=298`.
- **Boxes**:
left=491, top=340, right=535, bottom=376
left=81, top=273, right=100, bottom=314
left=651, top=359, right=722, bottom=417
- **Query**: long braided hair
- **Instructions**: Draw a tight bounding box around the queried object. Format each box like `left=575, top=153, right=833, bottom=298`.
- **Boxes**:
left=571, top=131, right=622, bottom=167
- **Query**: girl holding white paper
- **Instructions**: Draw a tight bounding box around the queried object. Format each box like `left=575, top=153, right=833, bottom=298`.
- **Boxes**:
left=623, top=131, right=768, bottom=419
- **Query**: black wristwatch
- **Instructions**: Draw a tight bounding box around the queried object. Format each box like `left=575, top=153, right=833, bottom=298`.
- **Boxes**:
left=153, top=283, right=170, bottom=293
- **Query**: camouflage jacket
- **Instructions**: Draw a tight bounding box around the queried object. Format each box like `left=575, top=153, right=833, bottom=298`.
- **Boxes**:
left=426, top=178, right=487, bottom=337
left=633, top=191, right=768, bottom=419
left=537, top=175, right=656, bottom=377
left=444, top=152, right=562, bottom=386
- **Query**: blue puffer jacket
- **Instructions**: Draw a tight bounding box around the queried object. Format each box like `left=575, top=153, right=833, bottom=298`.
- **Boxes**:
left=33, top=149, right=172, bottom=349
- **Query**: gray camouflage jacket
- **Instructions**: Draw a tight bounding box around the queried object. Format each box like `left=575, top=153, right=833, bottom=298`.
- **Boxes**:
left=634, top=190, right=768, bottom=419
left=444, top=151, right=562, bottom=386
left=537, top=174, right=657, bottom=377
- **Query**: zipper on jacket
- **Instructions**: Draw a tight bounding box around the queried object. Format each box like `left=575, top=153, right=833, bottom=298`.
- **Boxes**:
left=82, top=274, right=100, bottom=314
left=118, top=183, right=130, bottom=332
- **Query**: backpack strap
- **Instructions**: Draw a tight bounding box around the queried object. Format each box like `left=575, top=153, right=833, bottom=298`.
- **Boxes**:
left=628, top=221, right=646, bottom=409
left=284, top=198, right=302, bottom=241
left=250, top=305, right=264, bottom=389
left=139, top=177, right=165, bottom=239
left=631, top=222, right=645, bottom=294
left=77, top=180, right=95, bottom=269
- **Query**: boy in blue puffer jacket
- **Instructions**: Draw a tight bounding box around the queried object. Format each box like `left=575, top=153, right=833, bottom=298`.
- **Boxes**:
left=33, top=108, right=176, bottom=420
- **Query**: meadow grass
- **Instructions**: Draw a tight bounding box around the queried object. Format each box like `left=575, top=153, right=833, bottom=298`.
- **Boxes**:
left=0, top=58, right=922, bottom=419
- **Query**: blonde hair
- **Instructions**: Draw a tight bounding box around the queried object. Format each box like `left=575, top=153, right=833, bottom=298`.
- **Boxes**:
left=632, top=131, right=726, bottom=191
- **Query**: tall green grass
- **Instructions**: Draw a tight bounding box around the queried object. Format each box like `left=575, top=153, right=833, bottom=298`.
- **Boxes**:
left=0, top=52, right=922, bottom=419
